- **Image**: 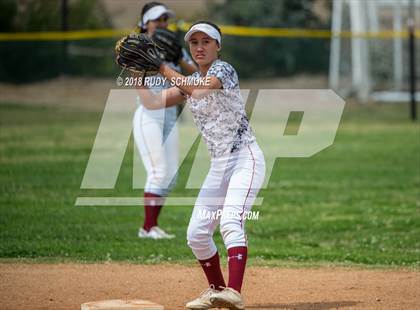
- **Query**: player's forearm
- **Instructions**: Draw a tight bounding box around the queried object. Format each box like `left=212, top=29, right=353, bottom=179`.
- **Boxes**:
left=159, top=64, right=220, bottom=98
left=179, top=59, right=198, bottom=75
left=135, top=82, right=184, bottom=110
left=159, top=64, right=195, bottom=95
left=130, top=70, right=177, bottom=109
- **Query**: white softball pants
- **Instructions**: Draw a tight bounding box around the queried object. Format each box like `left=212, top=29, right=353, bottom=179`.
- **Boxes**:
left=187, top=142, right=266, bottom=260
left=133, top=104, right=179, bottom=197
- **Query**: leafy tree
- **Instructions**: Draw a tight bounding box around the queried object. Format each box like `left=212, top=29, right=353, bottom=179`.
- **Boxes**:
left=206, top=0, right=331, bottom=78
left=0, top=0, right=113, bottom=83
left=0, top=0, right=17, bottom=32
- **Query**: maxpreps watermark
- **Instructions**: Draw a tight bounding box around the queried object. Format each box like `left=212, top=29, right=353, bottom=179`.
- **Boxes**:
left=118, top=75, right=211, bottom=87
left=196, top=209, right=260, bottom=221
left=76, top=89, right=345, bottom=206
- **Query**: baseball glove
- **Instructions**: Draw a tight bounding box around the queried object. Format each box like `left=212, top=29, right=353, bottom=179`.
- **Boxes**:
left=115, top=33, right=164, bottom=76
left=151, top=28, right=183, bottom=64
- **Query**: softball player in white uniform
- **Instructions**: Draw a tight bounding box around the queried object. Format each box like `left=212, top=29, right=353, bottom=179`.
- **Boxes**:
left=137, top=21, right=265, bottom=309
left=134, top=2, right=196, bottom=240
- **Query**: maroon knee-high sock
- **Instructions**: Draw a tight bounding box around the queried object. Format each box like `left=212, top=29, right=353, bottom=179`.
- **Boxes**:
left=198, top=252, right=226, bottom=290
left=227, top=247, right=248, bottom=292
left=143, top=192, right=162, bottom=231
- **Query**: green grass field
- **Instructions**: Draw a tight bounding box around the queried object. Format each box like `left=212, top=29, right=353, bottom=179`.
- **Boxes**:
left=0, top=101, right=419, bottom=267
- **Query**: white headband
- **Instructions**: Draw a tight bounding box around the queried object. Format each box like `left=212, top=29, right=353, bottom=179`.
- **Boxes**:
left=139, top=5, right=174, bottom=28
left=184, top=23, right=221, bottom=46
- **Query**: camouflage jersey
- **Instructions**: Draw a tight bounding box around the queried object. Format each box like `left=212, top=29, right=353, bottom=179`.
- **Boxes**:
left=186, top=60, right=255, bottom=158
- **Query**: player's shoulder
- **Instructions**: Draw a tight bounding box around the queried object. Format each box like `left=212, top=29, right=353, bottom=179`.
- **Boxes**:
left=208, top=60, right=236, bottom=75
left=190, top=70, right=200, bottom=79
left=207, top=59, right=238, bottom=89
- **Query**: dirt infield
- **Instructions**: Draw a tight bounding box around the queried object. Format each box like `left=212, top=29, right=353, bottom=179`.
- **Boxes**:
left=0, top=263, right=418, bottom=310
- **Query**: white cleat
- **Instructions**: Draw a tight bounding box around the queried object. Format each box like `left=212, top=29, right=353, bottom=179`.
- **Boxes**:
left=186, top=286, right=218, bottom=309
left=138, top=226, right=175, bottom=239
left=149, top=226, right=175, bottom=239
left=138, top=228, right=150, bottom=238
left=210, top=287, right=245, bottom=310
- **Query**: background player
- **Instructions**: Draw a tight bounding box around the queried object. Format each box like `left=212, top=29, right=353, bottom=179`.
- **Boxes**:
left=133, top=2, right=197, bottom=239
left=130, top=21, right=266, bottom=309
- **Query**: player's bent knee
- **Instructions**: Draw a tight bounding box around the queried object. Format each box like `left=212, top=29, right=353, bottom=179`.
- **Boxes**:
left=187, top=229, right=217, bottom=260
left=220, top=221, right=246, bottom=248
left=187, top=226, right=211, bottom=248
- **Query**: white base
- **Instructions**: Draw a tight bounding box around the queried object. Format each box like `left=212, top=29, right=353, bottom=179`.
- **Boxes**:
left=81, top=299, right=164, bottom=310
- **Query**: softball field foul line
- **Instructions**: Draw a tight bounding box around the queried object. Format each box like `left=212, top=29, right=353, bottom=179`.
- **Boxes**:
left=0, top=24, right=419, bottom=41
left=75, top=197, right=264, bottom=206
